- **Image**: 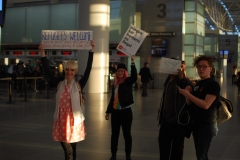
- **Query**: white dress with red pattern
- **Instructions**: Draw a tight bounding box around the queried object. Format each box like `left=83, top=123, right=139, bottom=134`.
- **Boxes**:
left=52, top=84, right=85, bottom=143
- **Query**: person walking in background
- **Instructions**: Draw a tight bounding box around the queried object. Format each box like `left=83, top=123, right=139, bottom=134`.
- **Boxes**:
left=7, top=59, right=18, bottom=90
left=178, top=55, right=220, bottom=160
left=105, top=56, right=137, bottom=160
left=157, top=61, right=192, bottom=160
left=139, top=62, right=153, bottom=97
left=232, top=66, right=237, bottom=85
left=38, top=40, right=95, bottom=160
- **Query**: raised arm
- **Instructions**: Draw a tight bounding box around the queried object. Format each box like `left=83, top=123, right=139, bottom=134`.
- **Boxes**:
left=79, top=40, right=95, bottom=89
left=126, top=55, right=137, bottom=85
left=38, top=43, right=60, bottom=85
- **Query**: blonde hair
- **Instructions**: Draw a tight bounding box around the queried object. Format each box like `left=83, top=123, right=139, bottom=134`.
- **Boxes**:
left=64, top=60, right=78, bottom=73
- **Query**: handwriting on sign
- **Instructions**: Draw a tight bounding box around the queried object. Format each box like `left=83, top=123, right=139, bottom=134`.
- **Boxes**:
left=41, top=30, right=93, bottom=50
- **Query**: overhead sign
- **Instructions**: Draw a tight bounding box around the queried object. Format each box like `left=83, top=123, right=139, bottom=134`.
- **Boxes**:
left=117, top=24, right=148, bottom=56
left=159, top=57, right=181, bottom=75
left=149, top=32, right=175, bottom=37
left=41, top=30, right=93, bottom=50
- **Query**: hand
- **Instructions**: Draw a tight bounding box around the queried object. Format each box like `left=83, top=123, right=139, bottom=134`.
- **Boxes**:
left=185, top=85, right=192, bottom=92
left=38, top=43, right=46, bottom=57
left=131, top=55, right=135, bottom=63
left=105, top=113, right=109, bottom=120
left=177, top=86, right=191, bottom=97
left=90, top=40, right=95, bottom=52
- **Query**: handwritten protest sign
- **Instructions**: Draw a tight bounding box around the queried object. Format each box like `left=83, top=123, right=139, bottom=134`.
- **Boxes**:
left=159, top=57, right=181, bottom=75
left=41, top=30, right=93, bottom=50
left=117, top=24, right=148, bottom=56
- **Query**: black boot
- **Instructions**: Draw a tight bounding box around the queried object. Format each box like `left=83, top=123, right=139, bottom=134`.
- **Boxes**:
left=110, top=154, right=116, bottom=160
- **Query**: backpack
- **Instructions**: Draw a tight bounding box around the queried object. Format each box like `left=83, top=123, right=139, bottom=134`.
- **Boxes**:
left=217, top=96, right=233, bottom=125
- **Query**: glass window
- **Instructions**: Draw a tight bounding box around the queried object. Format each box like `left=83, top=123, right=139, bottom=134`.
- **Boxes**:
left=110, top=1, right=135, bottom=42
left=2, top=8, right=26, bottom=43
left=197, top=23, right=205, bottom=36
left=26, top=6, right=50, bottom=42
left=185, top=1, right=195, bottom=11
left=184, top=45, right=195, bottom=56
left=196, top=35, right=203, bottom=46
left=197, top=14, right=204, bottom=24
left=196, top=46, right=204, bottom=55
left=184, top=35, right=195, bottom=45
left=185, top=23, right=195, bottom=33
left=185, top=56, right=194, bottom=66
left=197, top=3, right=204, bottom=15
left=50, top=4, right=78, bottom=30
left=185, top=12, right=195, bottom=22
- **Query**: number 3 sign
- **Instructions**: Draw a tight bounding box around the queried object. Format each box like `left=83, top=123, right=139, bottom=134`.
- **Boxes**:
left=157, top=4, right=166, bottom=18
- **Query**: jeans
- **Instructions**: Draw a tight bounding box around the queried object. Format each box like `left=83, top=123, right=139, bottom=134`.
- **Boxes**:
left=60, top=142, right=77, bottom=160
left=158, top=119, right=185, bottom=160
left=142, top=82, right=148, bottom=96
left=193, top=124, right=218, bottom=160
left=111, top=108, right=132, bottom=156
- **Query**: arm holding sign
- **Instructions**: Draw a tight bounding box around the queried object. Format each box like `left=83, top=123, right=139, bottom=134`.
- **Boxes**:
left=79, top=40, right=95, bottom=89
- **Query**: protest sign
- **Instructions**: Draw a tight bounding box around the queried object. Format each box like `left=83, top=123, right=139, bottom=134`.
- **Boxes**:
left=117, top=24, right=148, bottom=56
left=41, top=30, right=93, bottom=50
left=159, top=57, right=181, bottom=75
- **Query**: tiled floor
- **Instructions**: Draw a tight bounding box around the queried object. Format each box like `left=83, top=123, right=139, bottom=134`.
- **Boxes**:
left=0, top=77, right=240, bottom=160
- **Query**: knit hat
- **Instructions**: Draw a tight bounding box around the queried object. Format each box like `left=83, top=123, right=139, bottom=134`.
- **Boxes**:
left=117, top=63, right=127, bottom=71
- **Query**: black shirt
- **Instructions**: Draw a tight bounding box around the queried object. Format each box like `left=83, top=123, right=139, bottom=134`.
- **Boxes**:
left=192, top=78, right=220, bottom=125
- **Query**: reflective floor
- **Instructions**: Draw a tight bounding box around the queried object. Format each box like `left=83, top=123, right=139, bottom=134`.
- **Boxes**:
left=0, top=77, right=240, bottom=160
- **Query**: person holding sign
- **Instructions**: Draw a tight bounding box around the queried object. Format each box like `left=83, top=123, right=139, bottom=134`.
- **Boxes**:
left=38, top=40, right=95, bottom=160
left=157, top=58, right=193, bottom=160
left=178, top=55, right=220, bottom=160
left=105, top=56, right=137, bottom=160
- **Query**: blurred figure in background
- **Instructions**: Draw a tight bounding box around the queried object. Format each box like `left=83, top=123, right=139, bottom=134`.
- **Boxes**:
left=7, top=59, right=18, bottom=90
left=139, top=62, right=153, bottom=97
left=25, top=60, right=34, bottom=89
left=232, top=66, right=237, bottom=85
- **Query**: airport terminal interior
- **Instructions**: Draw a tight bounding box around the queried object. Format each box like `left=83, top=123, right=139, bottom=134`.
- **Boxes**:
left=0, top=77, right=240, bottom=160
left=1, top=0, right=240, bottom=160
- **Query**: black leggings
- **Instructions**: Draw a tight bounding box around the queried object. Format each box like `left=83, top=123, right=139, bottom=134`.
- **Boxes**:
left=60, top=142, right=77, bottom=160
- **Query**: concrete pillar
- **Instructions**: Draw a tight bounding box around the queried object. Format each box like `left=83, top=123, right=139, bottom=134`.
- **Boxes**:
left=78, top=0, right=109, bottom=93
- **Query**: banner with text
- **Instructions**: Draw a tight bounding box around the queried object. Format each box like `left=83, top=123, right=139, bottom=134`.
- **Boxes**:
left=159, top=57, right=181, bottom=75
left=41, top=30, right=93, bottom=50
left=117, top=25, right=148, bottom=56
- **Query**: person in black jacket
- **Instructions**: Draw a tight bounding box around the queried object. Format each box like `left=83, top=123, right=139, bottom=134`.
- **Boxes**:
left=157, top=64, right=192, bottom=160
left=178, top=55, right=220, bottom=160
left=38, top=40, right=95, bottom=160
left=105, top=55, right=137, bottom=160
left=139, top=62, right=153, bottom=97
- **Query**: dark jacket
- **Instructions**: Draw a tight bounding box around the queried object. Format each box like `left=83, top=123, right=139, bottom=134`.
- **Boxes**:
left=41, top=51, right=93, bottom=88
left=139, top=67, right=153, bottom=82
left=157, top=76, right=193, bottom=138
left=106, top=64, right=137, bottom=113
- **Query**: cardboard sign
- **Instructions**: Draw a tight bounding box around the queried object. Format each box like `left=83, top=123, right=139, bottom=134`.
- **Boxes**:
left=117, top=25, right=148, bottom=56
left=159, top=57, right=181, bottom=75
left=41, top=30, right=93, bottom=50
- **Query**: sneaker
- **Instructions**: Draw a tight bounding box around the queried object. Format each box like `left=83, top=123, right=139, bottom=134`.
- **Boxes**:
left=110, top=154, right=116, bottom=160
